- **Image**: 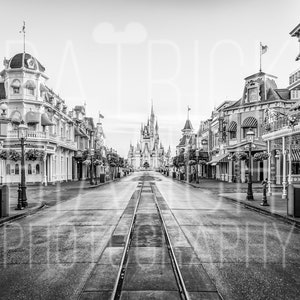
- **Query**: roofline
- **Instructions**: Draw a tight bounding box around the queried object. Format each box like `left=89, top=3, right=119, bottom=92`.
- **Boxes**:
left=244, top=72, right=277, bottom=81
left=290, top=23, right=300, bottom=37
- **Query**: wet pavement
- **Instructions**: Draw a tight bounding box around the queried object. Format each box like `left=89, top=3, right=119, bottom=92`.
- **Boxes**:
left=0, top=172, right=299, bottom=299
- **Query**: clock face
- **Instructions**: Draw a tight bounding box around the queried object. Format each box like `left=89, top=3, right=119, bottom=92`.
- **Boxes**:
left=248, top=87, right=258, bottom=102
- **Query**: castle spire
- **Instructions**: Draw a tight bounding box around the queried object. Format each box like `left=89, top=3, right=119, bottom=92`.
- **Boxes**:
left=151, top=99, right=154, bottom=117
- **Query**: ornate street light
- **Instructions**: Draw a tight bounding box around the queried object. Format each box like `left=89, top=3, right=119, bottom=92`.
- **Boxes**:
left=195, top=149, right=200, bottom=184
left=90, top=130, right=95, bottom=185
left=246, top=128, right=255, bottom=200
left=17, top=121, right=28, bottom=209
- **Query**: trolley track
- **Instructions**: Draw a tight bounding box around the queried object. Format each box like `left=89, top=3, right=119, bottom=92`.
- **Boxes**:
left=111, top=177, right=190, bottom=300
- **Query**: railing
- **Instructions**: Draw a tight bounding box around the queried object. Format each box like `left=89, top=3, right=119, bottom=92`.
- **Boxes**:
left=7, top=130, right=77, bottom=149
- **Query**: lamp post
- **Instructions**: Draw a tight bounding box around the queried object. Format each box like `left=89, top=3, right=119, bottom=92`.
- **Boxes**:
left=246, top=128, right=255, bottom=200
left=195, top=149, right=200, bottom=184
left=90, top=130, right=95, bottom=185
left=17, top=121, right=28, bottom=209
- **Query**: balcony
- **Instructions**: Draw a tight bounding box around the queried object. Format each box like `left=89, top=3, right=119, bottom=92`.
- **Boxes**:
left=262, top=122, right=300, bottom=140
left=7, top=130, right=77, bottom=150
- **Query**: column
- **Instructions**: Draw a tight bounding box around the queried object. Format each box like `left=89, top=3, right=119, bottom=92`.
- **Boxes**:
left=43, top=155, right=47, bottom=186
left=282, top=137, right=287, bottom=199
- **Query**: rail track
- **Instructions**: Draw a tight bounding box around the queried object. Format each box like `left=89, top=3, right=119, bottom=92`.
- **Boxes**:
left=110, top=176, right=190, bottom=300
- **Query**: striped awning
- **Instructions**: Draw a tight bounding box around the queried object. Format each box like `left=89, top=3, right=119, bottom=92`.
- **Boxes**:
left=227, top=121, right=237, bottom=132
left=208, top=153, right=229, bottom=165
left=25, top=111, right=40, bottom=124
left=41, top=113, right=54, bottom=126
left=291, top=149, right=300, bottom=162
left=242, top=117, right=258, bottom=128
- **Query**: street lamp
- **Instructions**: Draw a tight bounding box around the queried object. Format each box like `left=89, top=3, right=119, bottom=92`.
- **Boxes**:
left=246, top=128, right=255, bottom=200
left=195, top=149, right=200, bottom=184
left=90, top=130, right=95, bottom=185
left=17, top=121, right=28, bottom=209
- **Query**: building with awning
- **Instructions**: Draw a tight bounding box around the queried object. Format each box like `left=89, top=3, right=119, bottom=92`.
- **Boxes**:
left=0, top=51, right=100, bottom=185
left=261, top=22, right=300, bottom=199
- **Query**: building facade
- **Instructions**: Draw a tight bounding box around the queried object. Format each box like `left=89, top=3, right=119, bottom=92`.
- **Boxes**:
left=0, top=52, right=104, bottom=185
left=262, top=22, right=300, bottom=198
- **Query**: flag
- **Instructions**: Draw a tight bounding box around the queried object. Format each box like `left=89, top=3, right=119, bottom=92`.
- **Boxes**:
left=99, top=112, right=104, bottom=119
left=261, top=43, right=268, bottom=55
left=187, top=106, right=191, bottom=111
left=19, top=21, right=25, bottom=34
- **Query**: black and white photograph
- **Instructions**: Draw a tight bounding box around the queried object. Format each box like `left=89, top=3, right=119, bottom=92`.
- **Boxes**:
left=0, top=0, right=300, bottom=299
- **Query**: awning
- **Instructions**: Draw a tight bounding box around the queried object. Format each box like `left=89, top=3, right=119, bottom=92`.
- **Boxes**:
left=11, top=80, right=21, bottom=88
left=208, top=153, right=229, bottom=165
left=10, top=110, right=22, bottom=124
left=25, top=111, right=40, bottom=124
left=291, top=149, right=300, bottom=162
left=41, top=113, right=54, bottom=126
left=227, top=121, right=237, bottom=132
left=242, top=117, right=258, bottom=128
left=24, top=80, right=36, bottom=89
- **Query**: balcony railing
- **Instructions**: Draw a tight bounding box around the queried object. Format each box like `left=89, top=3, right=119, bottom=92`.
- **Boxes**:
left=7, top=130, right=77, bottom=149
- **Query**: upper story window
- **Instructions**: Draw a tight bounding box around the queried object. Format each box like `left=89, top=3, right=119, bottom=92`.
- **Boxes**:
left=11, top=79, right=21, bottom=94
left=241, top=117, right=258, bottom=139
left=227, top=121, right=237, bottom=140
left=25, top=80, right=36, bottom=96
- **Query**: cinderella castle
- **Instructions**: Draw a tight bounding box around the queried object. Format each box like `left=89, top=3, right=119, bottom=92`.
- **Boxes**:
left=127, top=104, right=171, bottom=170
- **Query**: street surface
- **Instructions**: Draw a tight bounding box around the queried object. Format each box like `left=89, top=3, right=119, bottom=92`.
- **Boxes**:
left=0, top=172, right=299, bottom=300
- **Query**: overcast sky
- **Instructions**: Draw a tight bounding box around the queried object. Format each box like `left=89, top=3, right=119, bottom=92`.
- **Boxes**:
left=1, top=0, right=300, bottom=156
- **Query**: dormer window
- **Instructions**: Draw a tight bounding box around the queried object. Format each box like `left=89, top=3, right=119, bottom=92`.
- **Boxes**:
left=25, top=80, right=36, bottom=96
left=11, top=79, right=21, bottom=94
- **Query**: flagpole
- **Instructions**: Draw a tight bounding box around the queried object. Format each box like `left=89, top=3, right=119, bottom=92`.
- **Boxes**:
left=23, top=21, right=25, bottom=55
left=259, top=42, right=262, bottom=72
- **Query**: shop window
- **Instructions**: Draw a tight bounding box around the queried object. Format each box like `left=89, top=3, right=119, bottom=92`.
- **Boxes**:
left=28, top=164, right=32, bottom=175
left=6, top=164, right=10, bottom=175
left=36, top=164, right=40, bottom=174
left=15, top=164, right=20, bottom=175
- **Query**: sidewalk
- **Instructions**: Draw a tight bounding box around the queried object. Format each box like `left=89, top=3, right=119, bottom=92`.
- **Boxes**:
left=0, top=176, right=124, bottom=225
left=165, top=174, right=300, bottom=227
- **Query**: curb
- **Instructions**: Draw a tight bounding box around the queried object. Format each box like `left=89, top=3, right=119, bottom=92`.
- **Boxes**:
left=168, top=176, right=300, bottom=228
left=221, top=195, right=300, bottom=228
left=0, top=176, right=126, bottom=226
left=0, top=203, right=44, bottom=226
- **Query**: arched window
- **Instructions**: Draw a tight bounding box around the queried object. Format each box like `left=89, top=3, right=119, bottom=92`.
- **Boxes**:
left=227, top=121, right=237, bottom=139
left=15, top=164, right=20, bottom=175
left=241, top=117, right=258, bottom=138
left=11, top=79, right=21, bottom=94
left=6, top=164, right=10, bottom=175
left=36, top=164, right=40, bottom=174
left=28, top=164, right=32, bottom=175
